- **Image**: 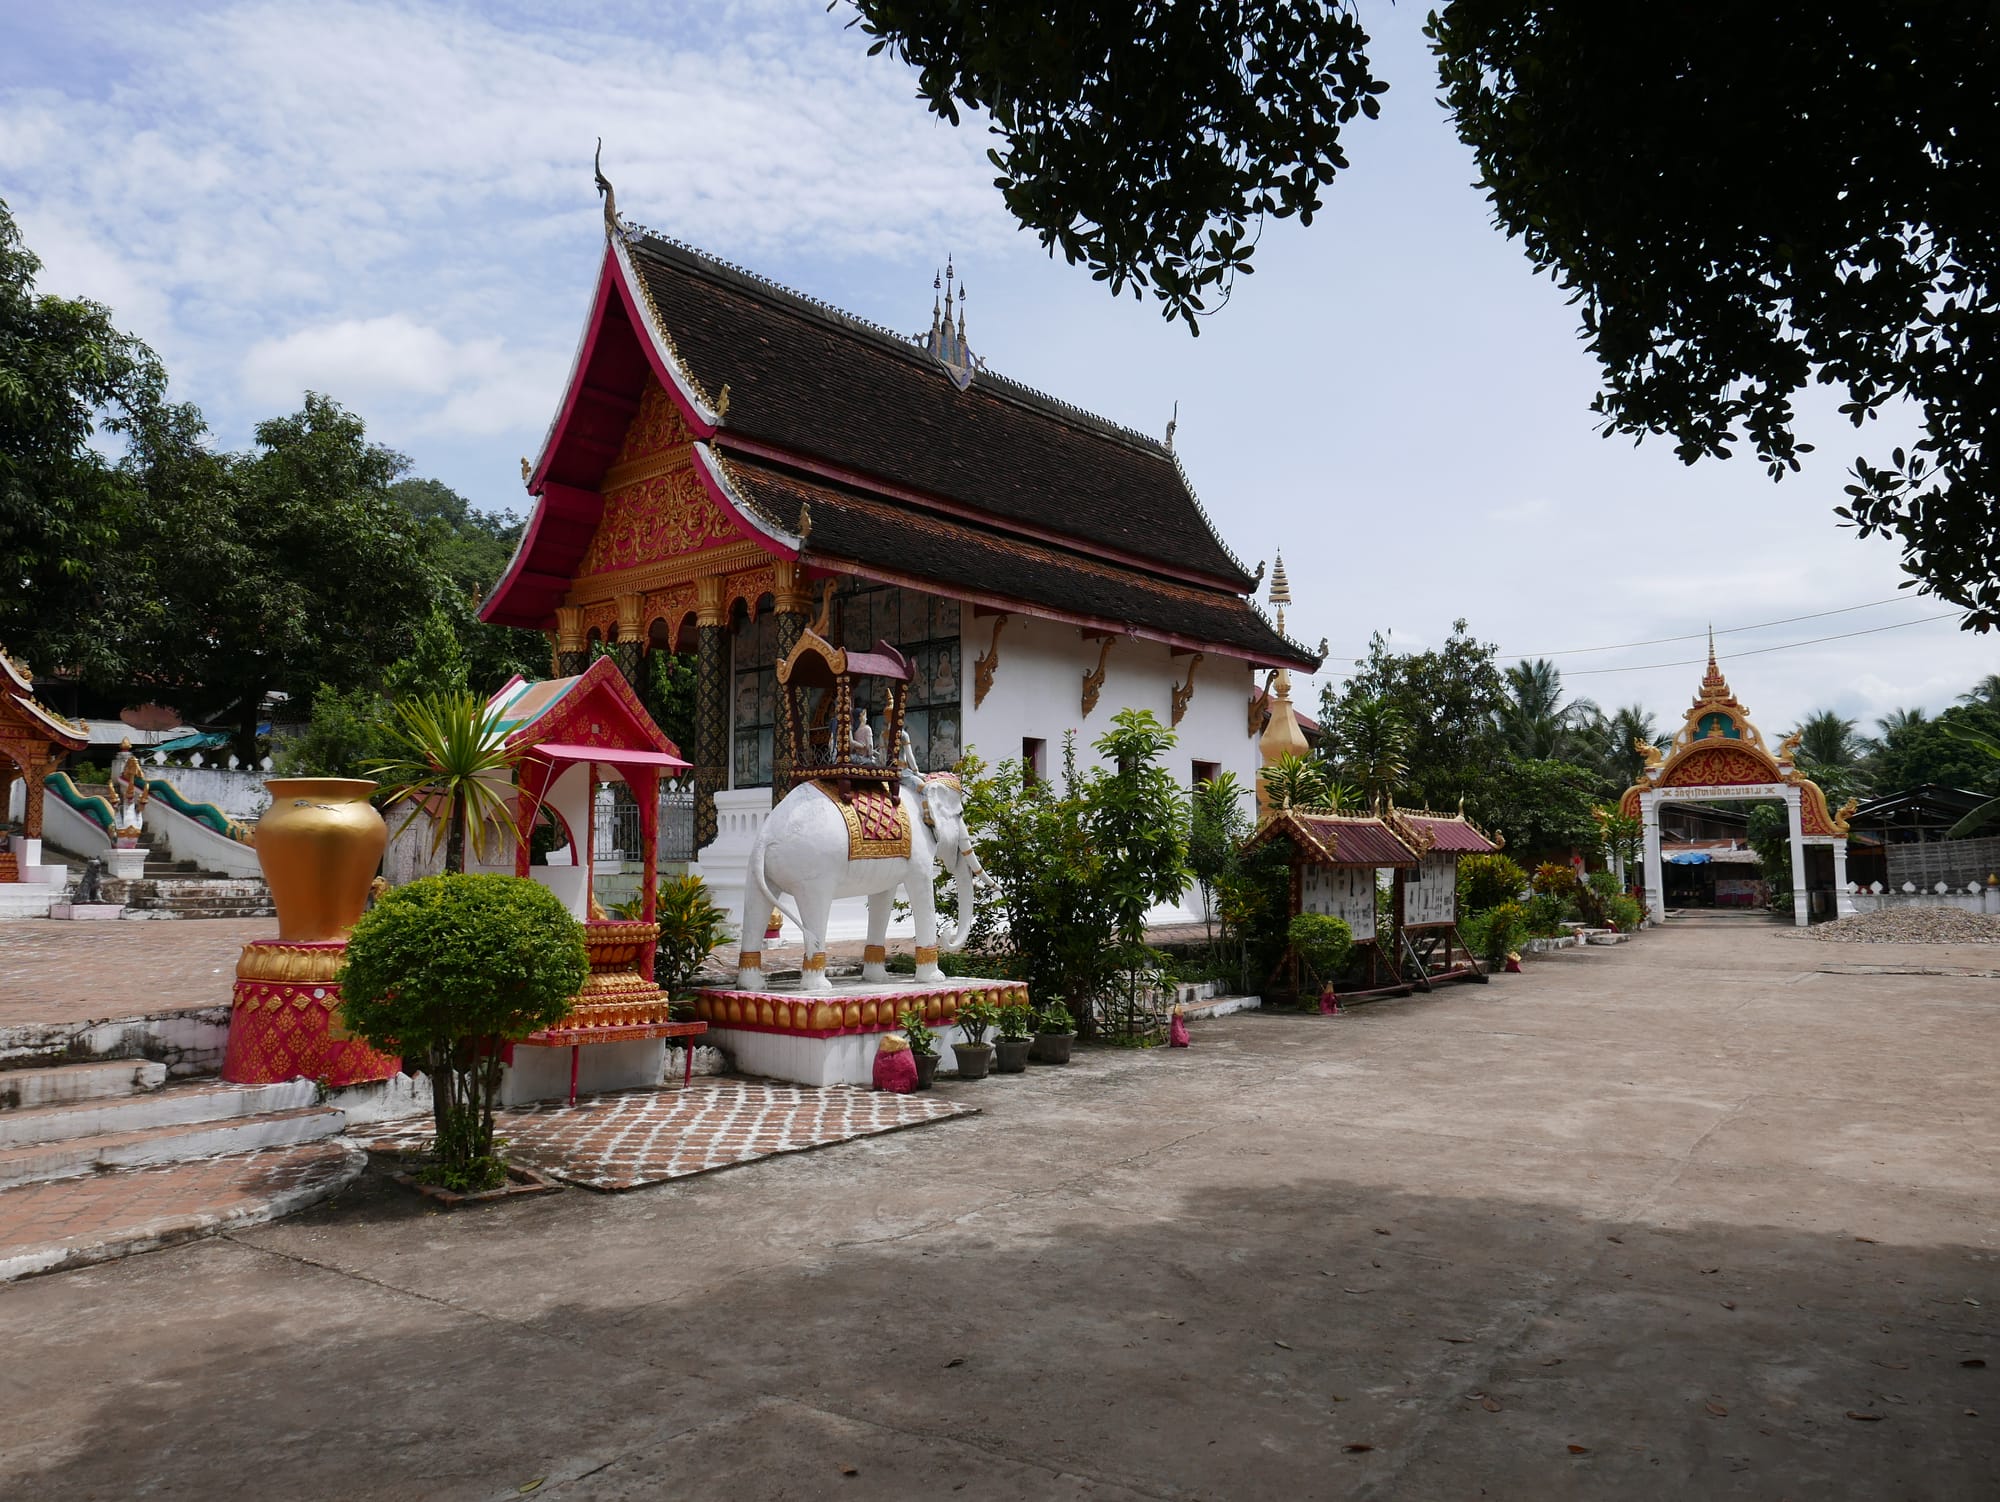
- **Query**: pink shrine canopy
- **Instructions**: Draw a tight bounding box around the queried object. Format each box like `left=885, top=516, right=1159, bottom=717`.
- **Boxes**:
left=486, top=657, right=688, bottom=963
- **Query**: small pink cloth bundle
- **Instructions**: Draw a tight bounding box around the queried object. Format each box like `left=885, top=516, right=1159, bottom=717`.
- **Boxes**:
left=1169, top=1011, right=1191, bottom=1048
left=872, top=1035, right=918, bottom=1093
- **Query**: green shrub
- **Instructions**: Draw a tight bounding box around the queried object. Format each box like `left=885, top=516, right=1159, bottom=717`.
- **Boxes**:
left=1286, top=912, right=1354, bottom=987
left=956, top=996, right=1000, bottom=1047
left=631, top=874, right=732, bottom=995
left=1530, top=861, right=1578, bottom=898
left=1607, top=894, right=1644, bottom=932
left=899, top=1005, right=938, bottom=1057
left=1579, top=868, right=1622, bottom=925
left=997, top=1002, right=1036, bottom=1040
left=1458, top=853, right=1527, bottom=912
left=1036, top=1001, right=1075, bottom=1035
left=1476, top=900, right=1530, bottom=965
left=340, top=874, right=588, bottom=1191
left=1523, top=891, right=1569, bottom=937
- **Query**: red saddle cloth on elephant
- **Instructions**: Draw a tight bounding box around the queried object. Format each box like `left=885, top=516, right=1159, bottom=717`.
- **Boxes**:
left=813, top=779, right=911, bottom=860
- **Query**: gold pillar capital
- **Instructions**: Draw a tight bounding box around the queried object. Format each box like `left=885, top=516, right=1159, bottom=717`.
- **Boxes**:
left=772, top=558, right=812, bottom=616
left=554, top=605, right=587, bottom=653
left=695, top=574, right=726, bottom=628
left=614, top=592, right=646, bottom=643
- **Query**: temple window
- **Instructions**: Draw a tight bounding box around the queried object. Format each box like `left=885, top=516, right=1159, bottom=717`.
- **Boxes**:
left=835, top=580, right=961, bottom=771
left=731, top=606, right=780, bottom=788
left=1022, top=737, right=1046, bottom=785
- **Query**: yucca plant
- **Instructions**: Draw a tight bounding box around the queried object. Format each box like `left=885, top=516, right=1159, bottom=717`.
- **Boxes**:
left=369, top=690, right=515, bottom=874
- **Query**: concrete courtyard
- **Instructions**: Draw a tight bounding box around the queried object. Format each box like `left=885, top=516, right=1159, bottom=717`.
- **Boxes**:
left=3, top=915, right=1995, bottom=1499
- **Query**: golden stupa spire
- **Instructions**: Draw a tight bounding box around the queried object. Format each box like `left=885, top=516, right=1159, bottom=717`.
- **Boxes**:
left=1257, top=547, right=1308, bottom=816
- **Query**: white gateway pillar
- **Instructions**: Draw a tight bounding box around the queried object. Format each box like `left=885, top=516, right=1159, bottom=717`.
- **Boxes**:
left=1642, top=793, right=1665, bottom=924
left=1784, top=787, right=1809, bottom=927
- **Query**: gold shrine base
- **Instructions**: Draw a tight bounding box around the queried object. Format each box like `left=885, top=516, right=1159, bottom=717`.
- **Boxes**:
left=691, top=977, right=1029, bottom=1038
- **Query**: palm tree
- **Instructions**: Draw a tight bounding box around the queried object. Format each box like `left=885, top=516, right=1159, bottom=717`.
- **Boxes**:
left=1600, top=704, right=1661, bottom=788
left=1958, top=675, right=2000, bottom=712
left=1789, top=708, right=1868, bottom=803
left=1873, top=706, right=1930, bottom=742
left=1262, top=753, right=1342, bottom=813
left=1498, top=659, right=1600, bottom=762
left=369, top=690, right=515, bottom=873
left=1338, top=695, right=1409, bottom=812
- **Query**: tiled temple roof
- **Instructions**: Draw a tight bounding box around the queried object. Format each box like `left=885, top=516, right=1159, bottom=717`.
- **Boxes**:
left=712, top=454, right=1309, bottom=664
left=1245, top=809, right=1421, bottom=867
left=627, top=235, right=1255, bottom=592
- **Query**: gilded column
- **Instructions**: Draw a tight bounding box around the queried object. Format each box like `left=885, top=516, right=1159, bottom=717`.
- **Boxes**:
left=693, top=576, right=727, bottom=851
left=554, top=605, right=589, bottom=678
left=770, top=558, right=811, bottom=796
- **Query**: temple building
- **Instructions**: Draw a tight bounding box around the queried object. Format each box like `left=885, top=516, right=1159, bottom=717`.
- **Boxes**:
left=483, top=208, right=1321, bottom=933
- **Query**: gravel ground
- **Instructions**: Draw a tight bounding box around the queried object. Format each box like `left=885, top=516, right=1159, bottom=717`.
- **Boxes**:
left=1808, top=905, right=2000, bottom=944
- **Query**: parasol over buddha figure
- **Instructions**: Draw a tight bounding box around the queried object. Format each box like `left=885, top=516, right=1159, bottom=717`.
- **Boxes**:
left=735, top=614, right=983, bottom=992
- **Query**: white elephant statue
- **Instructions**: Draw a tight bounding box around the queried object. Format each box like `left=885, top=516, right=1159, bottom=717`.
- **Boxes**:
left=737, top=772, right=981, bottom=992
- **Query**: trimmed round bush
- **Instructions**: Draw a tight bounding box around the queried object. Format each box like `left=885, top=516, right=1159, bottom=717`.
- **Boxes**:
left=1287, top=911, right=1354, bottom=987
left=340, top=874, right=588, bottom=1190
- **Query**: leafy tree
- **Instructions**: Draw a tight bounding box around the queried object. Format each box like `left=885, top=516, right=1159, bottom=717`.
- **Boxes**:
left=1468, top=756, right=1601, bottom=863
left=164, top=394, right=443, bottom=758
left=1187, top=770, right=1251, bottom=946
left=370, top=690, right=515, bottom=874
left=641, top=646, right=698, bottom=754
left=276, top=684, right=395, bottom=780
left=1332, top=694, right=1409, bottom=812
left=339, top=874, right=587, bottom=1192
left=1320, top=621, right=1505, bottom=812
left=384, top=608, right=470, bottom=702
left=1429, top=3, right=2000, bottom=626
left=0, top=197, right=198, bottom=686
left=1868, top=701, right=2000, bottom=793
left=856, top=9, right=2000, bottom=620
left=389, top=477, right=545, bottom=692
left=1745, top=803, right=1794, bottom=911
left=844, top=1, right=1386, bottom=330
left=1085, top=709, right=1190, bottom=952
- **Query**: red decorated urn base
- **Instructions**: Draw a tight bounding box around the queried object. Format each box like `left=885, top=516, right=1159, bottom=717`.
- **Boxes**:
left=221, top=940, right=400, bottom=1086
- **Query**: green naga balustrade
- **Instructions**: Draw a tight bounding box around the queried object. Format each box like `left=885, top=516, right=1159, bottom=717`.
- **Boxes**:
left=144, top=775, right=255, bottom=844
left=43, top=770, right=254, bottom=843
left=44, top=772, right=115, bottom=833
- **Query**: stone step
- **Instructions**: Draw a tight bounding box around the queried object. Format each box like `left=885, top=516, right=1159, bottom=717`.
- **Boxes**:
left=0, top=1060, right=169, bottom=1114
left=0, top=1078, right=318, bottom=1147
left=119, top=908, right=276, bottom=921
left=0, top=1104, right=346, bottom=1189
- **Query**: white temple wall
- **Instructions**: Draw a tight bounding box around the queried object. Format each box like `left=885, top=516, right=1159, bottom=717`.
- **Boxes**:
left=963, top=614, right=1261, bottom=925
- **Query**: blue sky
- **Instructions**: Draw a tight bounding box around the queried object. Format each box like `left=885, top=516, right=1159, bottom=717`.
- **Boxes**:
left=4, top=1, right=1990, bottom=734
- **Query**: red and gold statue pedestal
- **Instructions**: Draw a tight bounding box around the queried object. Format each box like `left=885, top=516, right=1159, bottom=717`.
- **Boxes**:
left=689, top=976, right=1029, bottom=1087
left=223, top=940, right=401, bottom=1086
left=222, top=777, right=398, bottom=1087
left=503, top=920, right=707, bottom=1105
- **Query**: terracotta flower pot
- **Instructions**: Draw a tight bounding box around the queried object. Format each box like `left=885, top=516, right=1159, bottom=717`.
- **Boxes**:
left=955, top=1042, right=994, bottom=1080
left=994, top=1038, right=1032, bottom=1073
left=256, top=778, right=386, bottom=942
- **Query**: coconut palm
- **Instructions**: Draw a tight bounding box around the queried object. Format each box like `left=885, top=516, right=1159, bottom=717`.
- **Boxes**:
left=1957, top=675, right=2000, bottom=712
left=1498, top=658, right=1600, bottom=763
left=369, top=689, right=515, bottom=874
left=1789, top=708, right=1868, bottom=803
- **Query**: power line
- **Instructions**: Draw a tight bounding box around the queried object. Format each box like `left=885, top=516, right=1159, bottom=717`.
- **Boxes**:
left=1509, top=596, right=1913, bottom=658
left=1560, top=613, right=1960, bottom=676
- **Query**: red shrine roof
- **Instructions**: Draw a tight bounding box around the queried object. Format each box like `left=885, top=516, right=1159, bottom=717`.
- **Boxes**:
left=485, top=230, right=1317, bottom=671
left=487, top=656, right=686, bottom=769
left=0, top=645, right=88, bottom=750
left=1245, top=809, right=1421, bottom=867
left=1388, top=810, right=1500, bottom=856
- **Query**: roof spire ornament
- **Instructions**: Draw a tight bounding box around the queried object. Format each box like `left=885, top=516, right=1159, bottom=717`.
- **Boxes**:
left=1269, top=552, right=1292, bottom=638
left=1166, top=401, right=1178, bottom=453
left=921, top=256, right=982, bottom=391
left=593, top=138, right=620, bottom=240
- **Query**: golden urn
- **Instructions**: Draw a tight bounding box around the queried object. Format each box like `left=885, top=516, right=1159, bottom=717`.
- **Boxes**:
left=255, top=778, right=387, bottom=942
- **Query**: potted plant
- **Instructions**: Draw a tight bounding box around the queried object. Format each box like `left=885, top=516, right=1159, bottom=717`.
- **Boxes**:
left=340, top=873, right=589, bottom=1195
left=899, top=1005, right=940, bottom=1090
left=1031, top=1000, right=1076, bottom=1064
left=994, top=1001, right=1036, bottom=1073
left=953, top=995, right=999, bottom=1079
left=617, top=872, right=733, bottom=997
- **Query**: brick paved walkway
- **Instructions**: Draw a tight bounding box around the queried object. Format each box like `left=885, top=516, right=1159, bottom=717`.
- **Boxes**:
left=363, top=1080, right=974, bottom=1191
left=0, top=1140, right=362, bottom=1282
left=0, top=918, right=274, bottom=1029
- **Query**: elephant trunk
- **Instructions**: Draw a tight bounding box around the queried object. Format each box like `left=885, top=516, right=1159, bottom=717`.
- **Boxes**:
left=948, top=861, right=977, bottom=949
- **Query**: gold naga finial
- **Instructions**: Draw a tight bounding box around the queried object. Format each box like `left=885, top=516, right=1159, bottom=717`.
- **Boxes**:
left=796, top=502, right=812, bottom=544
left=593, top=138, right=619, bottom=239
left=519, top=456, right=532, bottom=484
left=715, top=383, right=731, bottom=420
left=1165, top=400, right=1178, bottom=453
